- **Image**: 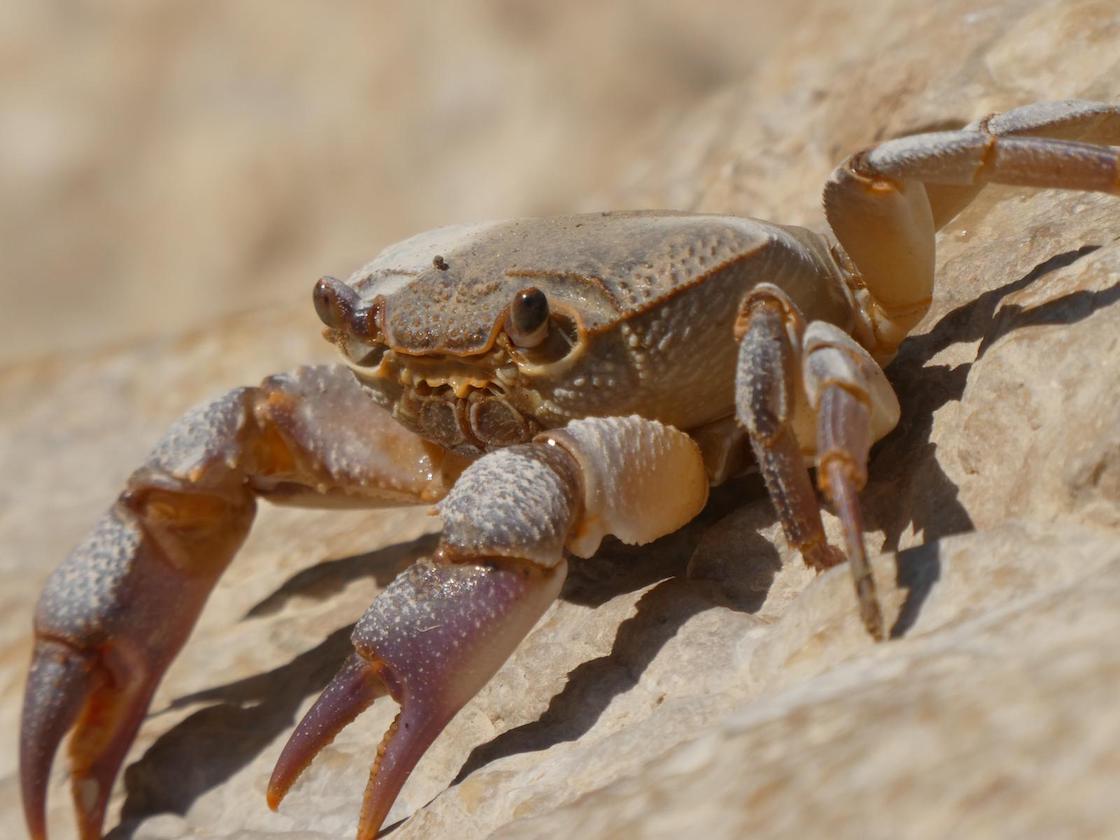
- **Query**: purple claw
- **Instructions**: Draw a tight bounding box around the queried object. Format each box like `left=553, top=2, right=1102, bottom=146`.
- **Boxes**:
left=268, top=554, right=566, bottom=840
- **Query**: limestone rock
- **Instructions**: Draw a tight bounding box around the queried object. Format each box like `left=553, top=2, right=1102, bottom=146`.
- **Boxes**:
left=503, top=524, right=1120, bottom=840
left=2, top=1, right=1118, bottom=839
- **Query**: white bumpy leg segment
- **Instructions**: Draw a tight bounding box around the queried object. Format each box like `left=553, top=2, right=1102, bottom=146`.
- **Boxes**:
left=541, top=416, right=710, bottom=558
left=437, top=415, right=711, bottom=565
left=436, top=443, right=582, bottom=568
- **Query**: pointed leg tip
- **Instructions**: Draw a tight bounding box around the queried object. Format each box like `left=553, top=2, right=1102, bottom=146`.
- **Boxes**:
left=23, top=803, right=48, bottom=840
left=266, top=760, right=294, bottom=811
left=856, top=576, right=886, bottom=642
left=356, top=817, right=386, bottom=840
left=266, top=759, right=294, bottom=811
left=856, top=577, right=887, bottom=642
left=268, top=653, right=387, bottom=816
left=21, top=640, right=97, bottom=840
left=358, top=773, right=403, bottom=840
left=266, top=753, right=299, bottom=811
left=867, top=612, right=887, bottom=642
left=21, top=772, right=48, bottom=840
left=356, top=813, right=383, bottom=840
left=265, top=786, right=284, bottom=812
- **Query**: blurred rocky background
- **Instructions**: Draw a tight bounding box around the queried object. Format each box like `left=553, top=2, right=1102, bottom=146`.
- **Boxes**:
left=0, top=0, right=793, bottom=361
left=2, top=1, right=1119, bottom=838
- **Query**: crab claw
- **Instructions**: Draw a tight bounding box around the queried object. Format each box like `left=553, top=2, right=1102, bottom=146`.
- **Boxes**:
left=268, top=553, right=567, bottom=839
left=21, top=637, right=162, bottom=840
left=269, top=418, right=708, bottom=839
left=21, top=492, right=253, bottom=840
left=21, top=639, right=96, bottom=840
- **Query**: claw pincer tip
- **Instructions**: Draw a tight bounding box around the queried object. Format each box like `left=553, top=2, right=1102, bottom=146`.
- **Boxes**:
left=20, top=640, right=96, bottom=840
left=268, top=653, right=388, bottom=810
left=269, top=556, right=565, bottom=839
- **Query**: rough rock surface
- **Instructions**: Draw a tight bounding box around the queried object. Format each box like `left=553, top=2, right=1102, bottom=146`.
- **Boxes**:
left=2, top=1, right=1119, bottom=839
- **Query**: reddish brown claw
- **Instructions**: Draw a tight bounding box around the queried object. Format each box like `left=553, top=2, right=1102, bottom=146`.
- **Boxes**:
left=267, top=653, right=389, bottom=812
left=21, top=640, right=95, bottom=840
left=20, top=527, right=184, bottom=840
left=21, top=630, right=174, bottom=840
left=269, top=555, right=567, bottom=840
left=19, top=492, right=251, bottom=840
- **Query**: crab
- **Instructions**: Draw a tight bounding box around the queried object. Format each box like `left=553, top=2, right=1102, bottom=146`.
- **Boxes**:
left=20, top=99, right=1120, bottom=840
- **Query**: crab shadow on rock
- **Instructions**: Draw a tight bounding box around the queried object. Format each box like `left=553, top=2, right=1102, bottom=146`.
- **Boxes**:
left=110, top=244, right=1117, bottom=835
left=869, top=244, right=1108, bottom=544
left=868, top=243, right=1111, bottom=636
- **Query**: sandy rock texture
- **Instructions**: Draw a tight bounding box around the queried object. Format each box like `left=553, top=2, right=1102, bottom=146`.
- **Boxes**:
left=2, top=0, right=1119, bottom=839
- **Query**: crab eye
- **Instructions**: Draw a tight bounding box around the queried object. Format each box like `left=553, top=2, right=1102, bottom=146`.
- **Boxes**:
left=313, top=276, right=359, bottom=329
left=507, top=287, right=550, bottom=348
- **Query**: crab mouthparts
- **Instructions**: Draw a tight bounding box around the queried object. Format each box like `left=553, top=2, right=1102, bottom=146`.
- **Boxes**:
left=399, top=370, right=496, bottom=400
left=384, top=361, right=537, bottom=454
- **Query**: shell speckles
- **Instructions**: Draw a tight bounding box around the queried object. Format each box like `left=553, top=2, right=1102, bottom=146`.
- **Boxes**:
left=34, top=508, right=144, bottom=643
left=342, top=212, right=774, bottom=355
